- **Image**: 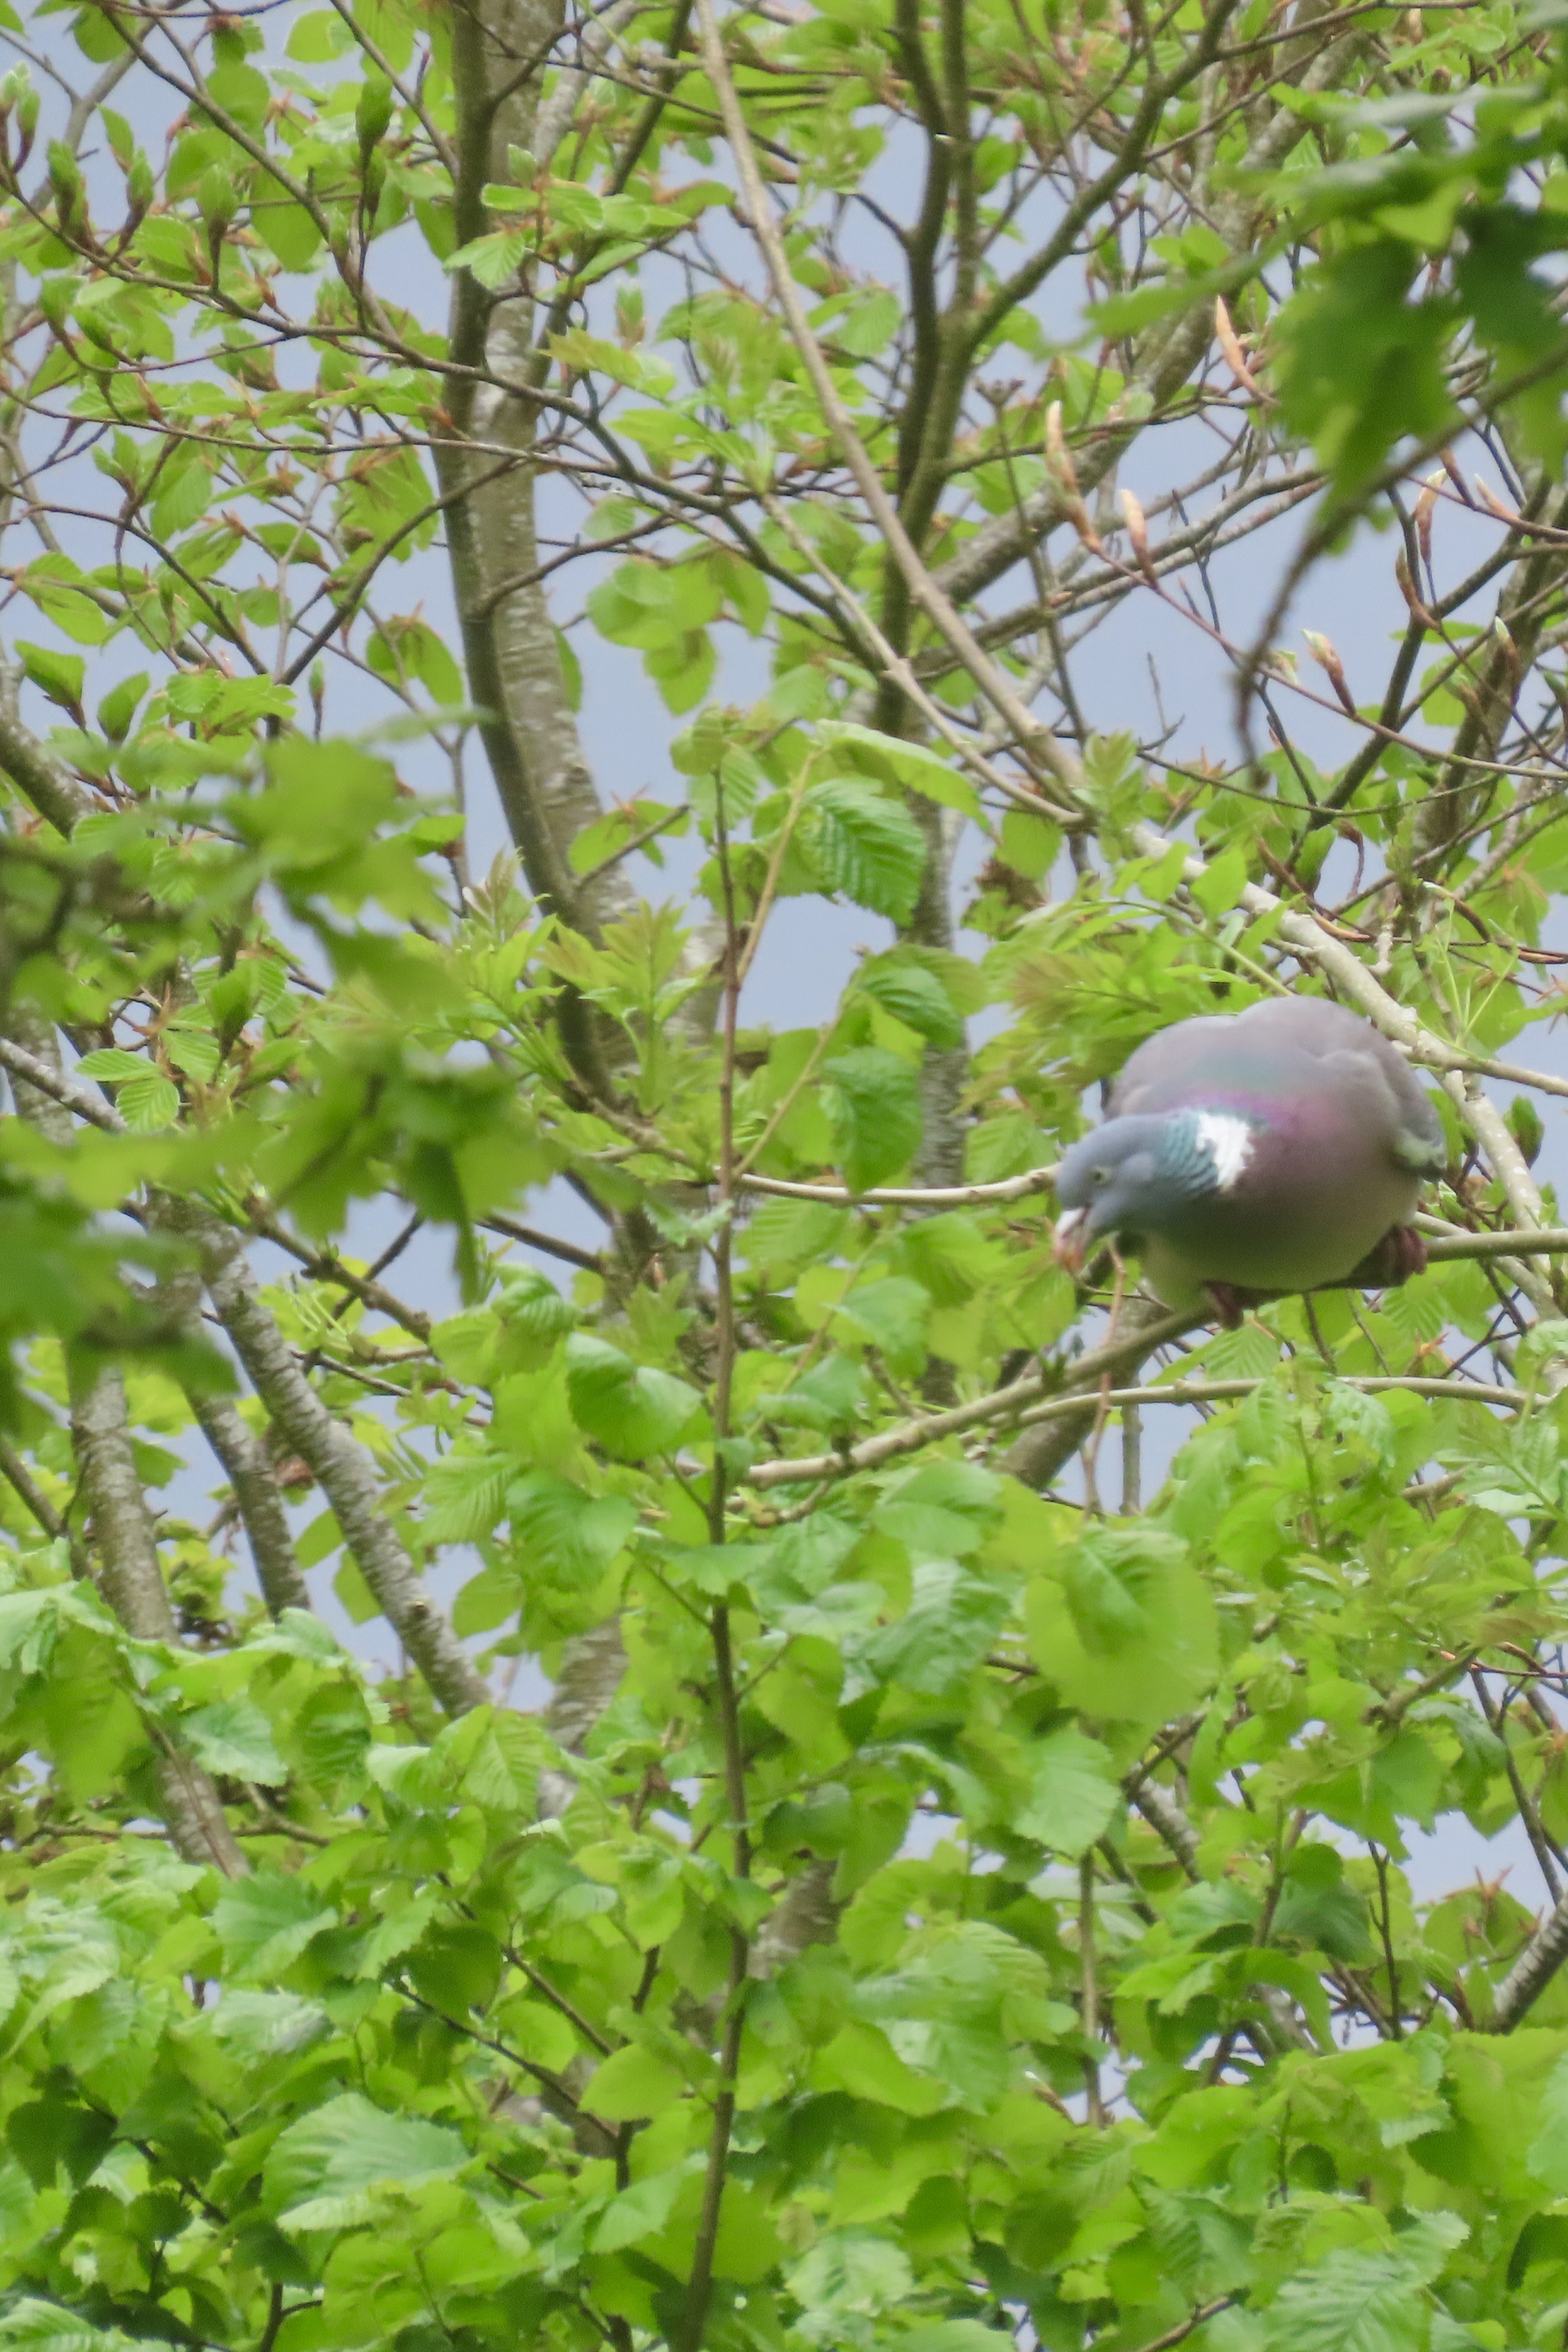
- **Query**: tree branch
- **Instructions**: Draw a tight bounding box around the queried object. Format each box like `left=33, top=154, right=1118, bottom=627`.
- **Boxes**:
left=155, top=1197, right=488, bottom=1716
left=3, top=1007, right=244, bottom=1876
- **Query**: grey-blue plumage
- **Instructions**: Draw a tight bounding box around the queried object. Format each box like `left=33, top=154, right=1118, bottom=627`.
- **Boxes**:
left=1053, top=996, right=1446, bottom=1316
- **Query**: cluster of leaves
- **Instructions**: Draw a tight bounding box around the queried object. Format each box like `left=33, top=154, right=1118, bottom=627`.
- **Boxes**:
left=0, top=0, right=1567, bottom=2351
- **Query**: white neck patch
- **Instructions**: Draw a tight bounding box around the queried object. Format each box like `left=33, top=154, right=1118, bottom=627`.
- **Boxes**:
left=1194, top=1111, right=1255, bottom=1192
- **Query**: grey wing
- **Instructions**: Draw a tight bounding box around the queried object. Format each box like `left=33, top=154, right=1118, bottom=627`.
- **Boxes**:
left=1109, top=994, right=1445, bottom=1176
left=1359, top=1031, right=1446, bottom=1174
left=1236, top=994, right=1446, bottom=1174
left=1106, top=1013, right=1241, bottom=1119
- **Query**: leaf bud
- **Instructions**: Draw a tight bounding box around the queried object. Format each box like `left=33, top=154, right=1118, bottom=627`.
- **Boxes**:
left=1508, top=1096, right=1544, bottom=1168
left=15, top=85, right=38, bottom=164
left=46, top=138, right=85, bottom=232
left=1302, top=629, right=1357, bottom=716
left=1214, top=296, right=1263, bottom=398
left=197, top=163, right=237, bottom=234
left=1119, top=486, right=1157, bottom=586
left=124, top=149, right=154, bottom=226
left=1043, top=400, right=1080, bottom=497
left=356, top=73, right=394, bottom=155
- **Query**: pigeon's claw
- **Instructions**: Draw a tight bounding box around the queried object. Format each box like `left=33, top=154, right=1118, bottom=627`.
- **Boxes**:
left=1347, top=1224, right=1429, bottom=1290
left=1388, top=1224, right=1428, bottom=1284
left=1204, top=1282, right=1251, bottom=1330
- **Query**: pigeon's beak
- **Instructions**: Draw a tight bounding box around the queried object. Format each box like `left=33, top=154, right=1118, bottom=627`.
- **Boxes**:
left=1053, top=1206, right=1088, bottom=1273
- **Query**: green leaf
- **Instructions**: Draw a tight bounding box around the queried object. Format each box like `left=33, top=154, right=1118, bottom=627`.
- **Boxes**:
left=585, top=2042, right=687, bottom=2121
left=817, top=722, right=982, bottom=819
left=824, top=1047, right=923, bottom=1192
left=181, top=1698, right=287, bottom=1785
left=1025, top=1525, right=1218, bottom=1725
left=115, top=1071, right=180, bottom=1130
left=1016, top=1726, right=1120, bottom=1855
left=593, top=2167, right=687, bottom=2250
left=1264, top=2216, right=1466, bottom=2352
left=264, top=2093, right=468, bottom=2230
left=814, top=2022, right=947, bottom=2115
left=422, top=1449, right=512, bottom=1543
left=446, top=227, right=528, bottom=287
left=232, top=739, right=399, bottom=870
left=74, top=1048, right=150, bottom=1082
left=507, top=1470, right=637, bottom=1584
left=865, top=1560, right=1008, bottom=1695
left=806, top=779, right=928, bottom=920
left=1529, top=2052, right=1568, bottom=2190
left=214, top=1870, right=337, bottom=1980
left=1272, top=240, right=1459, bottom=493
left=564, top=1334, right=704, bottom=1460
left=16, top=641, right=84, bottom=717
left=855, top=956, right=965, bottom=1047
left=0, top=2306, right=134, bottom=2352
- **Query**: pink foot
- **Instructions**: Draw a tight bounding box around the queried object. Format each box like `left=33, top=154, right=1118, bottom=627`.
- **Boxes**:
left=1204, top=1282, right=1250, bottom=1329
left=1345, top=1224, right=1428, bottom=1290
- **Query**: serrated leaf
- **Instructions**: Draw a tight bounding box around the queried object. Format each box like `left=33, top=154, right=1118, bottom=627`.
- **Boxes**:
left=204, top=1990, right=330, bottom=2059
left=181, top=1697, right=286, bottom=1786
left=855, top=958, right=964, bottom=1047
left=564, top=1334, right=704, bottom=1460
left=1264, top=2215, right=1466, bottom=2352
left=422, top=1449, right=512, bottom=1543
left=214, top=1870, right=336, bottom=1981
left=74, top=1048, right=149, bottom=1082
left=593, top=2167, right=687, bottom=2250
left=817, top=722, right=982, bottom=819
left=265, top=2092, right=467, bottom=2229
left=115, top=1071, right=180, bottom=1130
left=807, top=779, right=927, bottom=920
left=446, top=227, right=528, bottom=287
left=0, top=2305, right=133, bottom=2352
left=1530, top=2051, right=1568, bottom=2189
left=864, top=1560, right=1008, bottom=1695
left=824, top=1047, right=923, bottom=1192
left=1016, top=1725, right=1120, bottom=1855
left=507, top=1469, right=636, bottom=1585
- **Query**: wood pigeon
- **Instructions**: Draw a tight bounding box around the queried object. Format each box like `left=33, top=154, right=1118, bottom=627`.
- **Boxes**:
left=1052, top=996, right=1447, bottom=1324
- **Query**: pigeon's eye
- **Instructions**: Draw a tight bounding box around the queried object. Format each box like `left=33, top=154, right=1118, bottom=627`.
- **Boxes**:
left=1091, top=1164, right=1112, bottom=1184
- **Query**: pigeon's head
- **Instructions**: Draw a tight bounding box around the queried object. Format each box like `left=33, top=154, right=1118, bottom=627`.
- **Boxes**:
left=1052, top=1109, right=1254, bottom=1272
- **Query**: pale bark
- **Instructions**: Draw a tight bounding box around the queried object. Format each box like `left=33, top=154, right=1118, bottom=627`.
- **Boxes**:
left=0, top=1010, right=486, bottom=1713
left=154, top=1265, right=313, bottom=1621
left=1001, top=1297, right=1183, bottom=1492
left=538, top=1618, right=626, bottom=1817
left=155, top=1197, right=489, bottom=1716
left=4, top=1009, right=244, bottom=1876
left=191, top=1390, right=313, bottom=1621
left=440, top=0, right=627, bottom=936
left=0, top=650, right=95, bottom=834
left=1489, top=1890, right=1568, bottom=2031
left=748, top=1860, right=840, bottom=1976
